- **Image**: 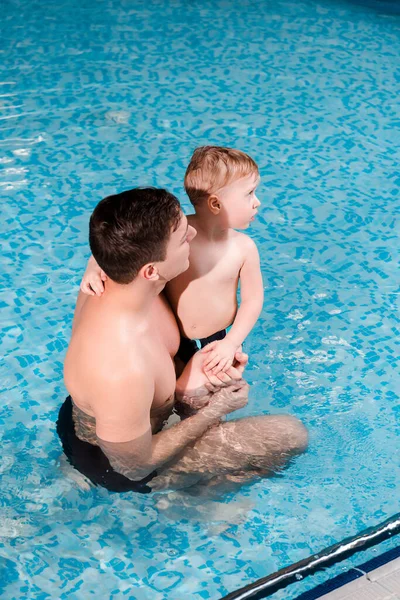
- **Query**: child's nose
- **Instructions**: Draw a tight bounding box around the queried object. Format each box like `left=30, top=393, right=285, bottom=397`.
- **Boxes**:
left=254, top=195, right=261, bottom=208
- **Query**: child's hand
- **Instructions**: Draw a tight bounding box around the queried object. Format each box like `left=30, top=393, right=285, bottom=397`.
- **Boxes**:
left=201, top=339, right=239, bottom=375
left=80, top=257, right=107, bottom=296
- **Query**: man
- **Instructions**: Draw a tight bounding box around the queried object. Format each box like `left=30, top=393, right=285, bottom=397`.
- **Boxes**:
left=59, top=188, right=307, bottom=493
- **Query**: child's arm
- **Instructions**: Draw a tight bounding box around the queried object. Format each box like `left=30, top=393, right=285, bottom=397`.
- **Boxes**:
left=202, top=238, right=264, bottom=374
left=80, top=255, right=107, bottom=296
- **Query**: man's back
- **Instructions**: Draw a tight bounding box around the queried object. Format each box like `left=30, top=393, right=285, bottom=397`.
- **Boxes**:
left=64, top=291, right=180, bottom=438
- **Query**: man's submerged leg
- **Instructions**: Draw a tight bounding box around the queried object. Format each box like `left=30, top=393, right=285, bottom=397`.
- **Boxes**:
left=149, top=414, right=308, bottom=491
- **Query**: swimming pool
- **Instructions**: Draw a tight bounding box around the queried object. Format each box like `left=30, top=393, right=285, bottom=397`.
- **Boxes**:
left=1, top=0, right=399, bottom=598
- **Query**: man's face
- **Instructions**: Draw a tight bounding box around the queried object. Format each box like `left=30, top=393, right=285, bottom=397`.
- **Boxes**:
left=158, top=213, right=197, bottom=281
left=217, top=173, right=261, bottom=229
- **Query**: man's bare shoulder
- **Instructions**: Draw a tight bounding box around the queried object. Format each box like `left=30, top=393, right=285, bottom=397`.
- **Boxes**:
left=65, top=304, right=152, bottom=406
left=97, top=347, right=149, bottom=384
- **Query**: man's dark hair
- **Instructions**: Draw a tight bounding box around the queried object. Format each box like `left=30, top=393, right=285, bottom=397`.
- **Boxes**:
left=89, top=188, right=182, bottom=284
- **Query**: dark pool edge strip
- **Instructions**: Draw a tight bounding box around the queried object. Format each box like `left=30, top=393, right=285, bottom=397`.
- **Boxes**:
left=220, top=512, right=400, bottom=600
left=294, top=543, right=400, bottom=600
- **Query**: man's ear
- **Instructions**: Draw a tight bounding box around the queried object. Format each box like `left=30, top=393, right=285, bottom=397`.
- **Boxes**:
left=208, top=194, right=221, bottom=215
left=141, top=263, right=160, bottom=281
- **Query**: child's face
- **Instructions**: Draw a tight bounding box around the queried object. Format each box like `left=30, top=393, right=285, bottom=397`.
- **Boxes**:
left=216, top=172, right=261, bottom=229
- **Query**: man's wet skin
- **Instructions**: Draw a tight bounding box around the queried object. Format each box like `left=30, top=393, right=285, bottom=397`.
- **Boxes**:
left=148, top=406, right=308, bottom=491
left=67, top=290, right=308, bottom=492
left=72, top=392, right=175, bottom=446
left=64, top=198, right=308, bottom=492
left=71, top=374, right=307, bottom=493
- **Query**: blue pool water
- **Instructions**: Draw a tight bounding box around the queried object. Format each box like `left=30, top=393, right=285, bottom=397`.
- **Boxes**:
left=1, top=0, right=399, bottom=598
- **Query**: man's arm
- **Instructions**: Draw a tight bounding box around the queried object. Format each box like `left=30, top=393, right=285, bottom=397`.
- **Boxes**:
left=176, top=347, right=249, bottom=405
left=95, top=365, right=248, bottom=482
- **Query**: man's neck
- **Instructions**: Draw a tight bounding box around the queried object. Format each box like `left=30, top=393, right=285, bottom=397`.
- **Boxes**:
left=101, top=277, right=165, bottom=314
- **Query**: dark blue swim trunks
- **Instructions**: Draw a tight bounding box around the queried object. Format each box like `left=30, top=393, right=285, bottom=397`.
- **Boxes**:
left=176, top=329, right=227, bottom=364
left=56, top=396, right=155, bottom=493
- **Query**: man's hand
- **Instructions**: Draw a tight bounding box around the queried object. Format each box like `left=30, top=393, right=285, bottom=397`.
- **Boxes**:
left=202, top=380, right=249, bottom=417
left=201, top=338, right=239, bottom=375
left=203, top=351, right=248, bottom=391
left=80, top=256, right=107, bottom=297
left=176, top=346, right=248, bottom=397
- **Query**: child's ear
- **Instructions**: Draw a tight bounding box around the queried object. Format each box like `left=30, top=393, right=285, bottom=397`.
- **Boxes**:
left=141, top=263, right=160, bottom=281
left=208, top=194, right=221, bottom=215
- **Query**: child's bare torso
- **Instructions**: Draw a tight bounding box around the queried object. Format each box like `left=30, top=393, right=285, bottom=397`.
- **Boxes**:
left=165, top=215, right=248, bottom=340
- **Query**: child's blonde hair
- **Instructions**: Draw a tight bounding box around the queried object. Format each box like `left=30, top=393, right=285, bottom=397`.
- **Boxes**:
left=184, top=146, right=259, bottom=207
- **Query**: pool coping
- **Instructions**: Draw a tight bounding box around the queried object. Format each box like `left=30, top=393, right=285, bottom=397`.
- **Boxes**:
left=294, top=544, right=400, bottom=599
left=220, top=513, right=400, bottom=600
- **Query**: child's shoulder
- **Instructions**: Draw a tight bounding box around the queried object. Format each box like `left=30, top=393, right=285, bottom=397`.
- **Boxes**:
left=231, top=230, right=258, bottom=251
left=231, top=231, right=260, bottom=265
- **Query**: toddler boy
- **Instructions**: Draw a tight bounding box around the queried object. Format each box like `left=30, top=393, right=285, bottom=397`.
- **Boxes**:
left=80, top=146, right=263, bottom=376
